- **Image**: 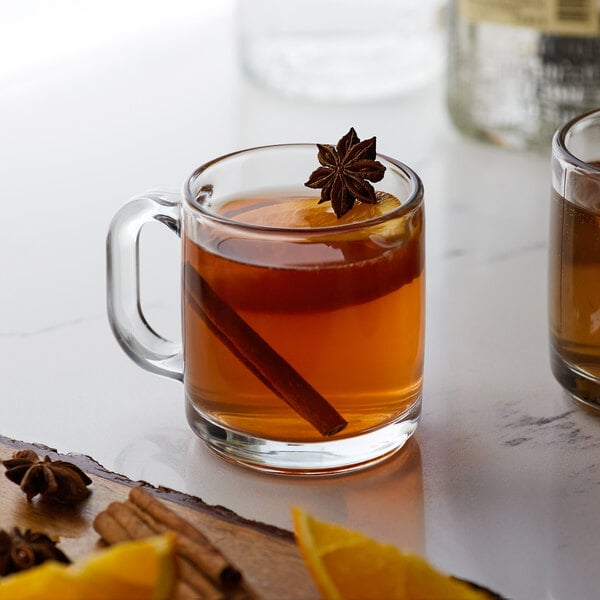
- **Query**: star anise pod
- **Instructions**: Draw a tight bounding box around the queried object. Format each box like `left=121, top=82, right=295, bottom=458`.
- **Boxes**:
left=2, top=450, right=92, bottom=504
left=305, top=127, right=386, bottom=218
left=0, top=527, right=70, bottom=576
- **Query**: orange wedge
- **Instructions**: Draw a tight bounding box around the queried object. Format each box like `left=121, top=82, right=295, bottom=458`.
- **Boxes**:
left=0, top=534, right=176, bottom=600
left=292, top=508, right=494, bottom=600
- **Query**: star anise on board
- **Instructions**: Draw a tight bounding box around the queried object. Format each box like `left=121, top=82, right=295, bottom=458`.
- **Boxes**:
left=0, top=527, right=70, bottom=576
left=2, top=450, right=92, bottom=504
left=305, top=127, right=386, bottom=218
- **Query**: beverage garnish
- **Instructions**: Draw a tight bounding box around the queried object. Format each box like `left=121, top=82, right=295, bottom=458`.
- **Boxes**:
left=2, top=450, right=92, bottom=504
left=305, top=127, right=386, bottom=218
left=184, top=263, right=348, bottom=436
left=0, top=527, right=70, bottom=576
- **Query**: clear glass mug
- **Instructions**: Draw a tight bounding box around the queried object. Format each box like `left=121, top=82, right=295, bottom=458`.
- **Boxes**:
left=107, top=144, right=425, bottom=474
left=549, top=109, right=600, bottom=412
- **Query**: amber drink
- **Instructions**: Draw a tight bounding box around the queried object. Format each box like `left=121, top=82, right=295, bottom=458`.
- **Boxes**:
left=549, top=109, right=600, bottom=412
left=107, top=138, right=425, bottom=474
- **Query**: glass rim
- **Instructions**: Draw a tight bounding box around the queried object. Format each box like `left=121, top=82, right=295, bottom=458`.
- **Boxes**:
left=182, top=143, right=424, bottom=234
left=553, top=108, right=600, bottom=176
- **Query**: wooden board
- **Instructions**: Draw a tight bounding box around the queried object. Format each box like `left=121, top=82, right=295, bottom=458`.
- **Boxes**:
left=0, top=435, right=317, bottom=599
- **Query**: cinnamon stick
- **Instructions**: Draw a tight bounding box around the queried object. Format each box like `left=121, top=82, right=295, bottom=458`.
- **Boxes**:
left=96, top=499, right=225, bottom=600
left=184, top=262, right=347, bottom=437
left=126, top=494, right=239, bottom=589
left=130, top=487, right=222, bottom=551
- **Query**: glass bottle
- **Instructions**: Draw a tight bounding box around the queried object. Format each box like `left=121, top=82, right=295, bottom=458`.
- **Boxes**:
left=236, top=0, right=447, bottom=103
left=447, top=0, right=600, bottom=149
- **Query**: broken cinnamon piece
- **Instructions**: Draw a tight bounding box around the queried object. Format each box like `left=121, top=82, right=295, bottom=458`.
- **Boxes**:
left=184, top=262, right=348, bottom=437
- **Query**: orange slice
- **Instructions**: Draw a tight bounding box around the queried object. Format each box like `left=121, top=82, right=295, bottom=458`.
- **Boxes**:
left=0, top=534, right=176, bottom=600
left=234, top=192, right=401, bottom=229
left=292, top=507, right=494, bottom=600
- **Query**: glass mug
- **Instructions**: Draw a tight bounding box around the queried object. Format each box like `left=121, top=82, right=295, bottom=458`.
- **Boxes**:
left=549, top=109, right=600, bottom=412
left=107, top=144, right=425, bottom=474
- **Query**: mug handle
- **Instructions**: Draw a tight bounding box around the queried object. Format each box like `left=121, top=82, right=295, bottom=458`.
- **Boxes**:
left=106, top=189, right=183, bottom=381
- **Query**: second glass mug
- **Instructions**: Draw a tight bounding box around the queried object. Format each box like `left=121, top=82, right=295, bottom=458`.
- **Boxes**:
left=107, top=144, right=425, bottom=474
left=549, top=109, right=600, bottom=412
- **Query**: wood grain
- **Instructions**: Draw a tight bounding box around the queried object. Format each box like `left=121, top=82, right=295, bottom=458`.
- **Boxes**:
left=0, top=435, right=317, bottom=599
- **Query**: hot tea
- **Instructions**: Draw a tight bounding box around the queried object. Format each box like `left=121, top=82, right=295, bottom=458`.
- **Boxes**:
left=182, top=192, right=424, bottom=442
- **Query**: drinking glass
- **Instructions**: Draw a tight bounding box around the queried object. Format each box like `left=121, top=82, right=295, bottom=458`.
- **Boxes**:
left=107, top=144, right=425, bottom=474
left=237, top=0, right=446, bottom=102
left=549, top=109, right=600, bottom=412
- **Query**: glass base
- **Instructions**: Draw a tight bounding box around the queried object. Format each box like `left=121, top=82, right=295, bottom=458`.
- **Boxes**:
left=551, top=349, right=600, bottom=414
left=185, top=398, right=421, bottom=475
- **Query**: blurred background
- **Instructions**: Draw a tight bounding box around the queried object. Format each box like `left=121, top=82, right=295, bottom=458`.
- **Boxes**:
left=3, top=0, right=597, bottom=154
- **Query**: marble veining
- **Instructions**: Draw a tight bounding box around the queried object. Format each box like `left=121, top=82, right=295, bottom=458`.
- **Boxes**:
left=0, top=314, right=105, bottom=339
left=500, top=402, right=599, bottom=451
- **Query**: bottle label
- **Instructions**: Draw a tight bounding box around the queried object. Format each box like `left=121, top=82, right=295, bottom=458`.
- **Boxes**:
left=459, top=0, right=600, bottom=35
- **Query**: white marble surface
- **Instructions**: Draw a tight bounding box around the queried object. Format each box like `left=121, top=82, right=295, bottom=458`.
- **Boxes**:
left=1, top=3, right=599, bottom=599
